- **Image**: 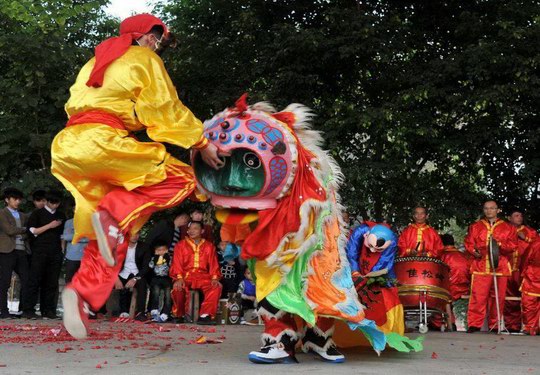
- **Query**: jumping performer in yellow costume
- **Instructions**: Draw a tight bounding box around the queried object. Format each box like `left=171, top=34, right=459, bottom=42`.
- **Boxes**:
left=51, top=14, right=223, bottom=339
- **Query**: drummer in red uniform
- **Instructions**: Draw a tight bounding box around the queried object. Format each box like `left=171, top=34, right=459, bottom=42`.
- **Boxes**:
left=504, top=208, right=538, bottom=332
left=398, top=206, right=443, bottom=258
left=521, top=237, right=540, bottom=335
left=440, top=234, right=472, bottom=302
left=464, top=200, right=518, bottom=333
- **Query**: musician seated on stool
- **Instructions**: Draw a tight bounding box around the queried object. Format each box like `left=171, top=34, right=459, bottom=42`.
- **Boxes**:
left=464, top=200, right=517, bottom=333
left=397, top=206, right=444, bottom=259
left=170, top=221, right=222, bottom=325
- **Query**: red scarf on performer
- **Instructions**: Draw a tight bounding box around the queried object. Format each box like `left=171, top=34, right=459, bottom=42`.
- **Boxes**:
left=86, top=13, right=168, bottom=88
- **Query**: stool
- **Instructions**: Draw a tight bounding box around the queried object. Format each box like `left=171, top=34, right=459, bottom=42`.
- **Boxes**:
left=106, top=288, right=139, bottom=318
left=187, top=290, right=201, bottom=322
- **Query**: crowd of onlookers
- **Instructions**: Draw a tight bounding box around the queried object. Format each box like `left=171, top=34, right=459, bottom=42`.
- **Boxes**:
left=0, top=188, right=65, bottom=320
left=1, top=188, right=538, bottom=335
left=0, top=188, right=255, bottom=324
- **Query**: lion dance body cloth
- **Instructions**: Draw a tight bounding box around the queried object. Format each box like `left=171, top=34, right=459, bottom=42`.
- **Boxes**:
left=193, top=95, right=422, bottom=363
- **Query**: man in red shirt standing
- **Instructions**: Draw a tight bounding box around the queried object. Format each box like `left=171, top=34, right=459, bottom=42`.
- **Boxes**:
left=464, top=200, right=518, bottom=333
left=504, top=209, right=538, bottom=332
left=170, top=221, right=222, bottom=324
left=398, top=206, right=443, bottom=258
left=521, top=238, right=540, bottom=335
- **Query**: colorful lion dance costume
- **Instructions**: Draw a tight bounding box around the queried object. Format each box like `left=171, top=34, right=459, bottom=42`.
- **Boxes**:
left=193, top=95, right=421, bottom=363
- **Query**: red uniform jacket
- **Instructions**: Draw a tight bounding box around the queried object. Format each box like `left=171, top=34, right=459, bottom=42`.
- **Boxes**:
left=515, top=225, right=539, bottom=272
left=170, top=238, right=221, bottom=281
left=521, top=238, right=540, bottom=296
left=464, top=219, right=518, bottom=276
left=397, top=223, right=443, bottom=258
left=440, top=245, right=472, bottom=301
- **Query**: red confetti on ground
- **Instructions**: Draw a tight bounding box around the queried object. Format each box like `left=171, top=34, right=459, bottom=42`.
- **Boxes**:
left=1, top=319, right=228, bottom=356
left=431, top=352, right=438, bottom=359
left=56, top=346, right=73, bottom=353
left=96, top=364, right=102, bottom=369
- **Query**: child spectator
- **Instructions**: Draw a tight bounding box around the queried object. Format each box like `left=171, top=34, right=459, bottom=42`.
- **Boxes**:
left=217, top=241, right=243, bottom=298
left=237, top=268, right=256, bottom=323
left=148, top=241, right=172, bottom=322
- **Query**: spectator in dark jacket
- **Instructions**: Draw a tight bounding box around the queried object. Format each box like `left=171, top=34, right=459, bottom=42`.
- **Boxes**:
left=114, top=232, right=152, bottom=321
left=24, top=190, right=65, bottom=319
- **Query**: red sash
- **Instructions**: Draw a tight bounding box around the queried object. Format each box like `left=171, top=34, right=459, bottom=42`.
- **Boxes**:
left=66, top=110, right=126, bottom=130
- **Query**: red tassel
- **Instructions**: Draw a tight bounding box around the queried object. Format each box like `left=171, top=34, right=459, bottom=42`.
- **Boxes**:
left=234, top=93, right=249, bottom=113
left=272, top=112, right=295, bottom=128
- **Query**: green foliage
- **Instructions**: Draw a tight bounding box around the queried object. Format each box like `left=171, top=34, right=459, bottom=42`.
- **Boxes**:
left=0, top=0, right=115, bottom=197
left=158, top=0, right=540, bottom=228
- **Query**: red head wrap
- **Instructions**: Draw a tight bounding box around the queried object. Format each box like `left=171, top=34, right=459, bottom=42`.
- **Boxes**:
left=86, top=13, right=168, bottom=88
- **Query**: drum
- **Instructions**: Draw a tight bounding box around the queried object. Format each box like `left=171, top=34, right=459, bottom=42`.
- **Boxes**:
left=394, top=256, right=451, bottom=312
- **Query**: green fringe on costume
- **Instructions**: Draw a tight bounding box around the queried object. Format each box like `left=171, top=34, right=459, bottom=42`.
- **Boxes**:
left=385, top=332, right=424, bottom=352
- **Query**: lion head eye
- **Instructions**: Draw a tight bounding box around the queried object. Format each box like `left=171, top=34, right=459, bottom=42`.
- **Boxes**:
left=243, top=152, right=261, bottom=169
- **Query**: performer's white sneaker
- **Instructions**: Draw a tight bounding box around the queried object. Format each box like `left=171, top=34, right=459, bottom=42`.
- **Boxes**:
left=303, top=343, right=345, bottom=363
left=248, top=342, right=297, bottom=364
left=92, top=210, right=122, bottom=267
left=62, top=287, right=89, bottom=340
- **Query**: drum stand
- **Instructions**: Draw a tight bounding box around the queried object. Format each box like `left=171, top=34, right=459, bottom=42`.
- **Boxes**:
left=418, top=290, right=429, bottom=334
left=488, top=236, right=509, bottom=335
left=414, top=290, right=449, bottom=333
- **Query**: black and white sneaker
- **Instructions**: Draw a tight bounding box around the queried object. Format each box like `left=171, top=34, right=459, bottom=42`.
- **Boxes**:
left=248, top=342, right=298, bottom=364
left=305, top=343, right=345, bottom=363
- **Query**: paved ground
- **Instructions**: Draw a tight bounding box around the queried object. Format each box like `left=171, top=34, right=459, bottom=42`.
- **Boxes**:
left=0, top=319, right=539, bottom=374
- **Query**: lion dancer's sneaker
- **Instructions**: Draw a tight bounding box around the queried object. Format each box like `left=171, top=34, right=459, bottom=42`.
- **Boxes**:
left=92, top=210, right=124, bottom=267
left=248, top=303, right=298, bottom=364
left=248, top=337, right=298, bottom=364
left=302, top=320, right=345, bottom=363
left=62, top=287, right=90, bottom=339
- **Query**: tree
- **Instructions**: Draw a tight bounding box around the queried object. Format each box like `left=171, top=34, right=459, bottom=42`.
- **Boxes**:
left=157, top=0, right=540, bottom=228
left=0, top=0, right=115, bottom=208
